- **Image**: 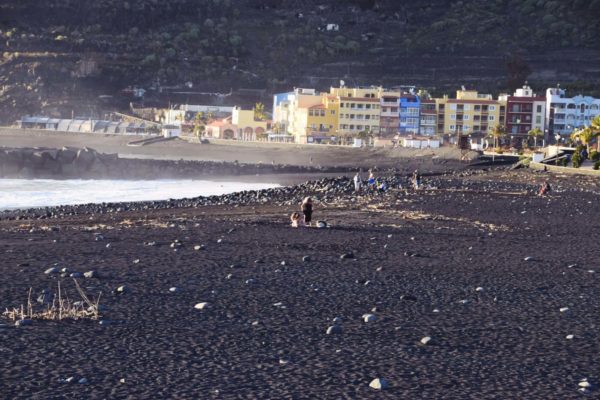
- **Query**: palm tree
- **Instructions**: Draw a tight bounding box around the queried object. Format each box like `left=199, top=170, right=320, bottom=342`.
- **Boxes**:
left=571, top=127, right=594, bottom=153
left=490, top=124, right=506, bottom=150
left=528, top=127, right=543, bottom=148
left=591, top=116, right=600, bottom=151
left=253, top=103, right=267, bottom=121
left=193, top=112, right=205, bottom=138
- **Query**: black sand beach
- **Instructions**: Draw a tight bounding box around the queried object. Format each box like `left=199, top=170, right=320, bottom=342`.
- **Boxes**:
left=1, top=169, right=599, bottom=399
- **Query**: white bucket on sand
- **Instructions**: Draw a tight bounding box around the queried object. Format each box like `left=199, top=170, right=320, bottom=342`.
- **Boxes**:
left=316, top=221, right=327, bottom=228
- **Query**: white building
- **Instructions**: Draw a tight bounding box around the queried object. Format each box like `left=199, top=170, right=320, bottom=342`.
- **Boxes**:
left=401, top=136, right=440, bottom=149
left=546, top=87, right=600, bottom=139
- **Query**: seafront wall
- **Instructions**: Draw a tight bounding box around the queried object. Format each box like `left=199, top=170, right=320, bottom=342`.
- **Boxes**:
left=0, top=146, right=342, bottom=179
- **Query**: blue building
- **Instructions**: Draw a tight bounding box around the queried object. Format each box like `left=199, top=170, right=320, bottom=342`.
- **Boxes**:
left=399, top=94, right=421, bottom=135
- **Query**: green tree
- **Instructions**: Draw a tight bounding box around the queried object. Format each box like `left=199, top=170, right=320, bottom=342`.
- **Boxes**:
left=528, top=127, right=543, bottom=148
left=193, top=112, right=205, bottom=137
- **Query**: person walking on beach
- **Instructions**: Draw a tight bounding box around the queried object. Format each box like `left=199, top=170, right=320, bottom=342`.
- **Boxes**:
left=412, top=170, right=421, bottom=190
left=353, top=172, right=363, bottom=192
left=367, top=170, right=376, bottom=191
left=301, top=197, right=313, bottom=227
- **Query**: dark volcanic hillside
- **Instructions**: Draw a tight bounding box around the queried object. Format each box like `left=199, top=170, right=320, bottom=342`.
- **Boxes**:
left=1, top=0, right=600, bottom=123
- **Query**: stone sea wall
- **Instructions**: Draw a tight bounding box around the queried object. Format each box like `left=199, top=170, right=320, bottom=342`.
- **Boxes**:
left=0, top=147, right=342, bottom=179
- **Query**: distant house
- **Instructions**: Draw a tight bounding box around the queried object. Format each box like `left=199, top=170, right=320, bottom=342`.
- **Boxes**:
left=205, top=117, right=237, bottom=140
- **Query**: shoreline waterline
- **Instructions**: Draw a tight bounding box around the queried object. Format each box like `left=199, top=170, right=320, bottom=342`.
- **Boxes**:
left=0, top=178, right=281, bottom=210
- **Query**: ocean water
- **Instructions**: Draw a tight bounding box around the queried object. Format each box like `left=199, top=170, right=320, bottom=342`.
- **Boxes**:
left=0, top=179, right=280, bottom=210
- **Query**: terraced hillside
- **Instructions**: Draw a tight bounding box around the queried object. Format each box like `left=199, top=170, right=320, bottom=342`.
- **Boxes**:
left=1, top=0, right=600, bottom=123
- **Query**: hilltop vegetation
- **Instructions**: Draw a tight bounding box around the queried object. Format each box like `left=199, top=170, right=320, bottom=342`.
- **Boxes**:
left=1, top=0, right=600, bottom=122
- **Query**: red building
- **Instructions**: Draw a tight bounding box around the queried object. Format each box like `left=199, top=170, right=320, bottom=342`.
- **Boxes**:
left=505, top=85, right=546, bottom=138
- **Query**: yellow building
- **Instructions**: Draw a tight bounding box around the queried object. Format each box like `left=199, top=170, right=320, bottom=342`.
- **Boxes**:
left=329, top=87, right=382, bottom=142
left=231, top=106, right=270, bottom=141
left=436, top=90, right=506, bottom=136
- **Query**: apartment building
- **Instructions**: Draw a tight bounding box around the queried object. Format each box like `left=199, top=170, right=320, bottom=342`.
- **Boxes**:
left=379, top=94, right=399, bottom=137
left=329, top=87, right=381, bottom=139
left=545, top=86, right=600, bottom=140
left=419, top=99, right=437, bottom=136
left=302, top=95, right=339, bottom=144
left=437, top=89, right=506, bottom=136
left=399, top=93, right=420, bottom=135
left=273, top=88, right=321, bottom=139
left=504, top=84, right=545, bottom=138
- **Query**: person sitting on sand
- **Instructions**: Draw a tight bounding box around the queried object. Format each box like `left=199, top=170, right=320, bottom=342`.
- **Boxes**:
left=290, top=212, right=301, bottom=227
left=538, top=181, right=551, bottom=196
left=377, top=180, right=388, bottom=193
left=301, top=197, right=313, bottom=227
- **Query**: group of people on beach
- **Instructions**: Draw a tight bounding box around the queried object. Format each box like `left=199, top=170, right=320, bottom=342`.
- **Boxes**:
left=290, top=170, right=553, bottom=228
left=352, top=169, right=422, bottom=193
left=290, top=197, right=313, bottom=227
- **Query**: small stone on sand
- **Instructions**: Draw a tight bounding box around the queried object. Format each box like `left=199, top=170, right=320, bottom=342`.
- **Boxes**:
left=363, top=313, right=377, bottom=323
left=420, top=336, right=432, bottom=345
left=44, top=267, right=58, bottom=275
left=326, top=325, right=342, bottom=335
left=194, top=302, right=209, bottom=310
left=369, top=378, right=389, bottom=390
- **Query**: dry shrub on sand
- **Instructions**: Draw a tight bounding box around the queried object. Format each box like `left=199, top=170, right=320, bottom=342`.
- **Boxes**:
left=3, top=279, right=102, bottom=322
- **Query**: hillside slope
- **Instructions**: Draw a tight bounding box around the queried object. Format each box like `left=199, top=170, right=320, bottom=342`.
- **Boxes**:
left=1, top=0, right=600, bottom=123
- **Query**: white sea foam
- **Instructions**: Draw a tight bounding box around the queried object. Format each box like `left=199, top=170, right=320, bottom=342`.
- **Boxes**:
left=0, top=179, right=279, bottom=210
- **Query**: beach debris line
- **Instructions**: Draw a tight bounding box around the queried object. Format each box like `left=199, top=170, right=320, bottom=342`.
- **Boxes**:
left=3, top=280, right=102, bottom=323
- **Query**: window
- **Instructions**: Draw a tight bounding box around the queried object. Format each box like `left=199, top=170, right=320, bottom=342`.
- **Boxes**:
left=340, top=103, right=344, bottom=108
left=365, top=115, right=371, bottom=120
left=536, top=116, right=541, bottom=124
left=488, top=115, right=495, bottom=121
left=450, top=104, right=457, bottom=110
left=489, top=105, right=496, bottom=111
left=449, top=125, right=455, bottom=130
left=309, top=110, right=314, bottom=116
left=357, top=125, right=363, bottom=130
left=351, top=103, right=356, bottom=108
left=450, top=114, right=456, bottom=120
left=310, top=124, right=316, bottom=129
left=463, top=115, right=470, bottom=120
left=391, top=107, right=398, bottom=112
left=320, top=110, right=325, bottom=117
left=331, top=110, right=335, bottom=115
left=464, top=105, right=470, bottom=111
left=349, top=125, right=355, bottom=130
left=537, top=105, right=542, bottom=113
left=357, top=104, right=364, bottom=109
left=366, top=104, right=371, bottom=109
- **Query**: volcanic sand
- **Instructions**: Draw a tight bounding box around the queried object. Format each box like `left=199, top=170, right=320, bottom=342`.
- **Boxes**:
left=0, top=170, right=598, bottom=399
